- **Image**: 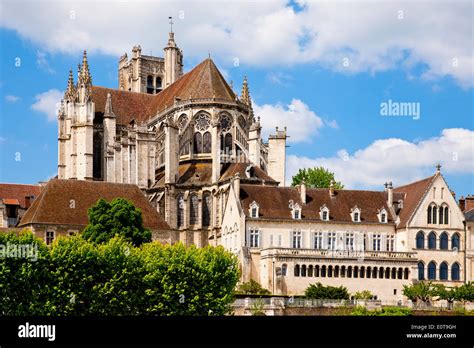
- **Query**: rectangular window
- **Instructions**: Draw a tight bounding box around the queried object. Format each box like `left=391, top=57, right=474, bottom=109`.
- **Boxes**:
left=294, top=210, right=300, bottom=219
left=270, top=234, right=274, bottom=246
left=345, top=233, right=354, bottom=251
left=249, top=229, right=260, bottom=248
left=278, top=234, right=282, bottom=247
left=327, top=232, right=336, bottom=250
left=354, top=212, right=360, bottom=222
left=314, top=232, right=323, bottom=249
left=46, top=231, right=55, bottom=245
left=386, top=235, right=395, bottom=251
left=322, top=211, right=328, bottom=221
left=251, top=207, right=258, bottom=218
left=372, top=234, right=381, bottom=251
left=292, top=231, right=302, bottom=249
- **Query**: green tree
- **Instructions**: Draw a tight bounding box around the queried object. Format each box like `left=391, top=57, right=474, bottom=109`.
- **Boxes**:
left=0, top=231, right=51, bottom=315
left=236, top=279, right=271, bottom=295
left=354, top=290, right=374, bottom=300
left=455, top=282, right=474, bottom=303
left=291, top=167, right=344, bottom=189
left=82, top=198, right=151, bottom=246
left=403, top=282, right=434, bottom=307
left=305, top=282, right=350, bottom=300
left=141, top=242, right=240, bottom=315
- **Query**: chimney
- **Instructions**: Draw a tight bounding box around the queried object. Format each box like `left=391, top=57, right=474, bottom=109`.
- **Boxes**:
left=300, top=182, right=306, bottom=204
left=234, top=173, right=240, bottom=200
left=459, top=196, right=466, bottom=211
left=387, top=181, right=393, bottom=208
left=464, top=194, right=474, bottom=212
left=329, top=180, right=335, bottom=197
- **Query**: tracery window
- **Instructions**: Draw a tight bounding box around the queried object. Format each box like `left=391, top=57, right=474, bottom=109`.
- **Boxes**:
left=219, top=113, right=233, bottom=132
left=177, top=195, right=185, bottom=228
left=195, top=113, right=211, bottom=131
left=189, top=195, right=199, bottom=225
left=202, top=193, right=212, bottom=227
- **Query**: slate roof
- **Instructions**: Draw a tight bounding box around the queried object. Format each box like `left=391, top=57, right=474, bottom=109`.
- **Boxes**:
left=19, top=179, right=169, bottom=230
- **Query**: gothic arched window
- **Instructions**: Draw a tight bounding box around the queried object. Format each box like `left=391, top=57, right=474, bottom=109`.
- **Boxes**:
left=219, top=113, right=233, bottom=132
left=202, top=132, right=211, bottom=153
left=202, top=193, right=212, bottom=227
left=418, top=261, right=425, bottom=280
left=444, top=206, right=449, bottom=224
left=189, top=195, right=199, bottom=225
left=427, top=206, right=432, bottom=224
left=177, top=195, right=185, bottom=228
left=440, top=232, right=448, bottom=250
left=156, top=76, right=162, bottom=91
left=432, top=206, right=437, bottom=224
left=428, top=231, right=436, bottom=249
left=440, top=262, right=448, bottom=280
left=416, top=231, right=425, bottom=249
left=194, top=132, right=203, bottom=154
left=452, top=262, right=460, bottom=281
left=281, top=264, right=287, bottom=276
left=428, top=261, right=436, bottom=280
left=147, top=75, right=154, bottom=94
left=452, top=233, right=460, bottom=250
left=294, top=264, right=300, bottom=277
left=224, top=133, right=233, bottom=154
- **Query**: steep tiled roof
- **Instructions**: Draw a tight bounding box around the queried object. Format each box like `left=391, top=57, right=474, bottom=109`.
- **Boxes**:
left=219, top=163, right=277, bottom=184
left=239, top=185, right=396, bottom=224
left=92, top=86, right=156, bottom=125
left=92, top=58, right=236, bottom=126
left=19, top=179, right=169, bottom=230
left=0, top=183, right=42, bottom=209
left=394, top=175, right=436, bottom=228
left=153, top=161, right=277, bottom=188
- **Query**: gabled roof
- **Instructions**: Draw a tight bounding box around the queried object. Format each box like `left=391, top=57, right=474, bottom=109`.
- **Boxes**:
left=19, top=179, right=169, bottom=230
left=464, top=208, right=474, bottom=222
left=0, top=183, right=42, bottom=209
left=239, top=185, right=396, bottom=224
left=92, top=58, right=237, bottom=126
left=393, top=175, right=436, bottom=228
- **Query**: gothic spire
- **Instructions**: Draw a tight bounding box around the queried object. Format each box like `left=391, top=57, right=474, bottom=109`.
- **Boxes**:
left=64, top=69, right=76, bottom=102
left=77, top=50, right=93, bottom=103
left=241, top=76, right=250, bottom=105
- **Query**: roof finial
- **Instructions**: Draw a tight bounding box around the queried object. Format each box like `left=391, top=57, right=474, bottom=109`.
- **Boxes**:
left=64, top=69, right=76, bottom=102
left=436, top=163, right=442, bottom=173
left=169, top=16, right=174, bottom=33
left=241, top=76, right=250, bottom=105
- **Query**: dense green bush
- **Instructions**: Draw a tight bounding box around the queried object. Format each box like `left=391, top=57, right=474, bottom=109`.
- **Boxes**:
left=235, top=279, right=271, bottom=295
left=305, top=282, right=350, bottom=300
left=353, top=290, right=374, bottom=300
left=351, top=306, right=412, bottom=316
left=0, top=231, right=239, bottom=316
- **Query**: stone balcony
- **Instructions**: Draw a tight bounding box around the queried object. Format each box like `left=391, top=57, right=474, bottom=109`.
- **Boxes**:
left=260, top=247, right=416, bottom=262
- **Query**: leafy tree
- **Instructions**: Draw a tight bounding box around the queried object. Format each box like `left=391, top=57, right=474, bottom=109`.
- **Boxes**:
left=354, top=290, right=374, bottom=300
left=432, top=284, right=459, bottom=307
left=291, top=167, right=344, bottom=189
left=82, top=198, right=151, bottom=246
left=403, top=282, right=434, bottom=307
left=305, top=282, right=349, bottom=300
left=236, top=279, right=271, bottom=295
left=455, top=282, right=474, bottom=303
left=0, top=231, right=51, bottom=315
left=140, top=242, right=240, bottom=315
left=0, top=232, right=239, bottom=316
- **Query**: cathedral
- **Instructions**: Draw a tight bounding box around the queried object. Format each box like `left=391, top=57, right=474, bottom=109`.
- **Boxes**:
left=18, top=28, right=468, bottom=301
left=57, top=29, right=287, bottom=247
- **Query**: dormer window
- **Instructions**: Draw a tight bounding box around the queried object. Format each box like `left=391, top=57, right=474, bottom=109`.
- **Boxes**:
left=319, top=205, right=330, bottom=221
left=291, top=203, right=302, bottom=219
left=249, top=201, right=259, bottom=218
left=377, top=208, right=388, bottom=223
left=350, top=206, right=361, bottom=222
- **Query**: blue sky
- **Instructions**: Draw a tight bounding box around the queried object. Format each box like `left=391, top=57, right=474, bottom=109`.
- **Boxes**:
left=0, top=0, right=473, bottom=198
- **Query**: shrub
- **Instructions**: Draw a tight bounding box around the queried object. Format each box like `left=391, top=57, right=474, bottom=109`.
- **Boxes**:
left=305, top=282, right=349, bottom=300
left=354, top=290, right=374, bottom=300
left=236, top=279, right=271, bottom=295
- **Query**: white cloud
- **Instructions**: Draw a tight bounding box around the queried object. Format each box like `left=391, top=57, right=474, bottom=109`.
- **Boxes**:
left=254, top=99, right=324, bottom=143
left=36, top=51, right=55, bottom=74
left=0, top=1, right=471, bottom=87
left=31, top=89, right=63, bottom=122
left=5, top=95, right=20, bottom=103
left=287, top=128, right=474, bottom=189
